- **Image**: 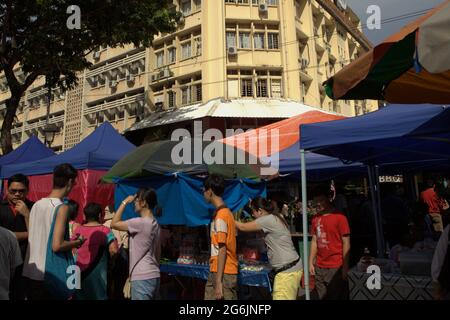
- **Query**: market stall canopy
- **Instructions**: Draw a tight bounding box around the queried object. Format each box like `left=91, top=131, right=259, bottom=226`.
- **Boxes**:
left=220, top=110, right=364, bottom=175
left=103, top=139, right=268, bottom=183
left=300, top=104, right=450, bottom=165
left=0, top=135, right=55, bottom=177
left=1, top=122, right=135, bottom=178
left=324, top=0, right=450, bottom=103
left=114, top=174, right=266, bottom=226
left=127, top=98, right=327, bottom=132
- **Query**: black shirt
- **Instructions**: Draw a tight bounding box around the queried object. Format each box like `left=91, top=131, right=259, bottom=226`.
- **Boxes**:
left=0, top=199, right=34, bottom=259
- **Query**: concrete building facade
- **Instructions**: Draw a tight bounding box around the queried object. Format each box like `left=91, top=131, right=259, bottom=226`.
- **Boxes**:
left=0, top=0, right=377, bottom=153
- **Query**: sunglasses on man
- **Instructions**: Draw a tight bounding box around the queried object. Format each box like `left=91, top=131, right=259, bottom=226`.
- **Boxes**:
left=9, top=189, right=26, bottom=195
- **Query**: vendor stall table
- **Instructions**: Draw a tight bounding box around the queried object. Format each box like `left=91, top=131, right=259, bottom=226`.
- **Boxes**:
left=160, top=262, right=272, bottom=291
left=348, top=268, right=434, bottom=300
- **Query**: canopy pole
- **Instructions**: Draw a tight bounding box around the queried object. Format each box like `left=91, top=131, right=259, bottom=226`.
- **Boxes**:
left=374, top=165, right=385, bottom=256
left=300, top=149, right=310, bottom=300
left=367, top=165, right=384, bottom=258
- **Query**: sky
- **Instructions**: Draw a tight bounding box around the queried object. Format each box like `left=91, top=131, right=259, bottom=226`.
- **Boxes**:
left=346, top=0, right=446, bottom=45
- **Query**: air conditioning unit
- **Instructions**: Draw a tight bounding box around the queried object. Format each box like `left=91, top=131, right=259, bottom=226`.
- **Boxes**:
left=259, top=3, right=268, bottom=12
left=159, top=68, right=172, bottom=79
left=178, top=16, right=185, bottom=27
left=228, top=46, right=238, bottom=56
left=93, top=51, right=101, bottom=60
left=109, top=80, right=117, bottom=88
left=301, top=58, right=309, bottom=69
left=155, top=102, right=164, bottom=112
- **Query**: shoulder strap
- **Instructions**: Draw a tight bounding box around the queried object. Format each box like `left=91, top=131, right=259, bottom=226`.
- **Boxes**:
left=129, top=220, right=156, bottom=277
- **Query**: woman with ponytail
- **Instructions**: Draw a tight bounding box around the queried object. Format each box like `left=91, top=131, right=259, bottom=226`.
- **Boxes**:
left=111, top=188, right=162, bottom=300
left=235, top=197, right=302, bottom=300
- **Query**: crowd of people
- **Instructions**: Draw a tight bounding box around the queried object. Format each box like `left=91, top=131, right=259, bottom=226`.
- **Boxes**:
left=1, top=166, right=449, bottom=300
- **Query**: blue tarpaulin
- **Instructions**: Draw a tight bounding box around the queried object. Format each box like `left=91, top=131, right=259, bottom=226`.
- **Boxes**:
left=300, top=104, right=450, bottom=164
left=114, top=173, right=266, bottom=226
left=0, top=135, right=55, bottom=177
left=1, top=122, right=135, bottom=178
left=160, top=262, right=271, bottom=290
left=272, top=143, right=365, bottom=175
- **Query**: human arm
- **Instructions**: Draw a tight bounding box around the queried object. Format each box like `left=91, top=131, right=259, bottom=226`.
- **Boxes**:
left=342, top=235, right=351, bottom=280
left=15, top=200, right=31, bottom=232
left=216, top=242, right=227, bottom=300
left=235, top=220, right=262, bottom=233
left=309, top=235, right=317, bottom=275
left=111, top=195, right=135, bottom=232
left=52, top=205, right=84, bottom=252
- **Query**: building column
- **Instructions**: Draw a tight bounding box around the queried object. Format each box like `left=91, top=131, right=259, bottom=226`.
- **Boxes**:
left=280, top=0, right=301, bottom=101
left=201, top=0, right=227, bottom=101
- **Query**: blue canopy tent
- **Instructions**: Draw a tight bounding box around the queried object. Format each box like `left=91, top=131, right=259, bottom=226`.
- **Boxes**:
left=0, top=135, right=55, bottom=176
left=0, top=135, right=55, bottom=196
left=1, top=122, right=136, bottom=222
left=114, top=173, right=266, bottom=226
left=298, top=104, right=450, bottom=299
left=270, top=143, right=366, bottom=180
left=1, top=122, right=135, bottom=177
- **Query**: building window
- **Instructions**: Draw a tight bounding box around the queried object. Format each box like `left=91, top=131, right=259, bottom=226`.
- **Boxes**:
left=181, top=86, right=191, bottom=105
left=181, top=42, right=192, bottom=60
left=193, top=84, right=202, bottom=102
left=193, top=0, right=202, bottom=10
left=168, top=91, right=176, bottom=108
left=267, top=0, right=278, bottom=5
left=271, top=79, right=282, bottom=98
left=156, top=51, right=164, bottom=68
left=254, top=33, right=265, bottom=49
left=268, top=33, right=279, bottom=49
left=239, top=32, right=251, bottom=49
left=181, top=0, right=191, bottom=16
left=256, top=79, right=268, bottom=97
left=241, top=79, right=253, bottom=97
left=194, top=37, right=202, bottom=56
left=168, top=47, right=176, bottom=64
left=226, top=32, right=237, bottom=48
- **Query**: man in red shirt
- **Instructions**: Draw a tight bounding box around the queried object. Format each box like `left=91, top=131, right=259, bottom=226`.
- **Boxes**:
left=309, top=184, right=351, bottom=300
left=421, top=179, right=448, bottom=234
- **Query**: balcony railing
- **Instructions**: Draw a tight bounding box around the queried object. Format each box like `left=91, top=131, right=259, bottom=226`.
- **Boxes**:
left=84, top=92, right=145, bottom=115
left=24, top=114, right=64, bottom=131
left=86, top=50, right=146, bottom=78
left=315, top=0, right=371, bottom=50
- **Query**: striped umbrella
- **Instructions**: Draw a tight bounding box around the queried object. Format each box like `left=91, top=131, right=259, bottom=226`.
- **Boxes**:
left=325, top=0, right=450, bottom=104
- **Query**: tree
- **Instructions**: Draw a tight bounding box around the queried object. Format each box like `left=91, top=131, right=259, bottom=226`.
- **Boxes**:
left=0, top=0, right=180, bottom=154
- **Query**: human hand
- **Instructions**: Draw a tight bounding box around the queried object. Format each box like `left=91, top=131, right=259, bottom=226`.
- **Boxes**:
left=123, top=195, right=136, bottom=205
left=215, top=281, right=224, bottom=300
left=76, top=234, right=86, bottom=248
left=15, top=200, right=30, bottom=217
left=309, top=263, right=316, bottom=275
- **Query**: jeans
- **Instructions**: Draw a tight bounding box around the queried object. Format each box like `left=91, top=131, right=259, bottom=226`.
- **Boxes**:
left=131, top=278, right=160, bottom=300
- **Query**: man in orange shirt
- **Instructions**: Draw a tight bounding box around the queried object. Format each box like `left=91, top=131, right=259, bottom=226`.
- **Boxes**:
left=203, top=174, right=238, bottom=300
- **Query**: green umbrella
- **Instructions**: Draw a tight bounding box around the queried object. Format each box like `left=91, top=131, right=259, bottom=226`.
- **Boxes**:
left=103, top=139, right=267, bottom=183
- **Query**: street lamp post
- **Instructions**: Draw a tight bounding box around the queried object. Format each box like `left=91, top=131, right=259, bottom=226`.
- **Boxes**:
left=43, top=78, right=60, bottom=148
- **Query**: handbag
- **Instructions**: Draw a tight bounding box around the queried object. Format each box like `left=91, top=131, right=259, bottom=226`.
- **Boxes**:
left=44, top=204, right=76, bottom=300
